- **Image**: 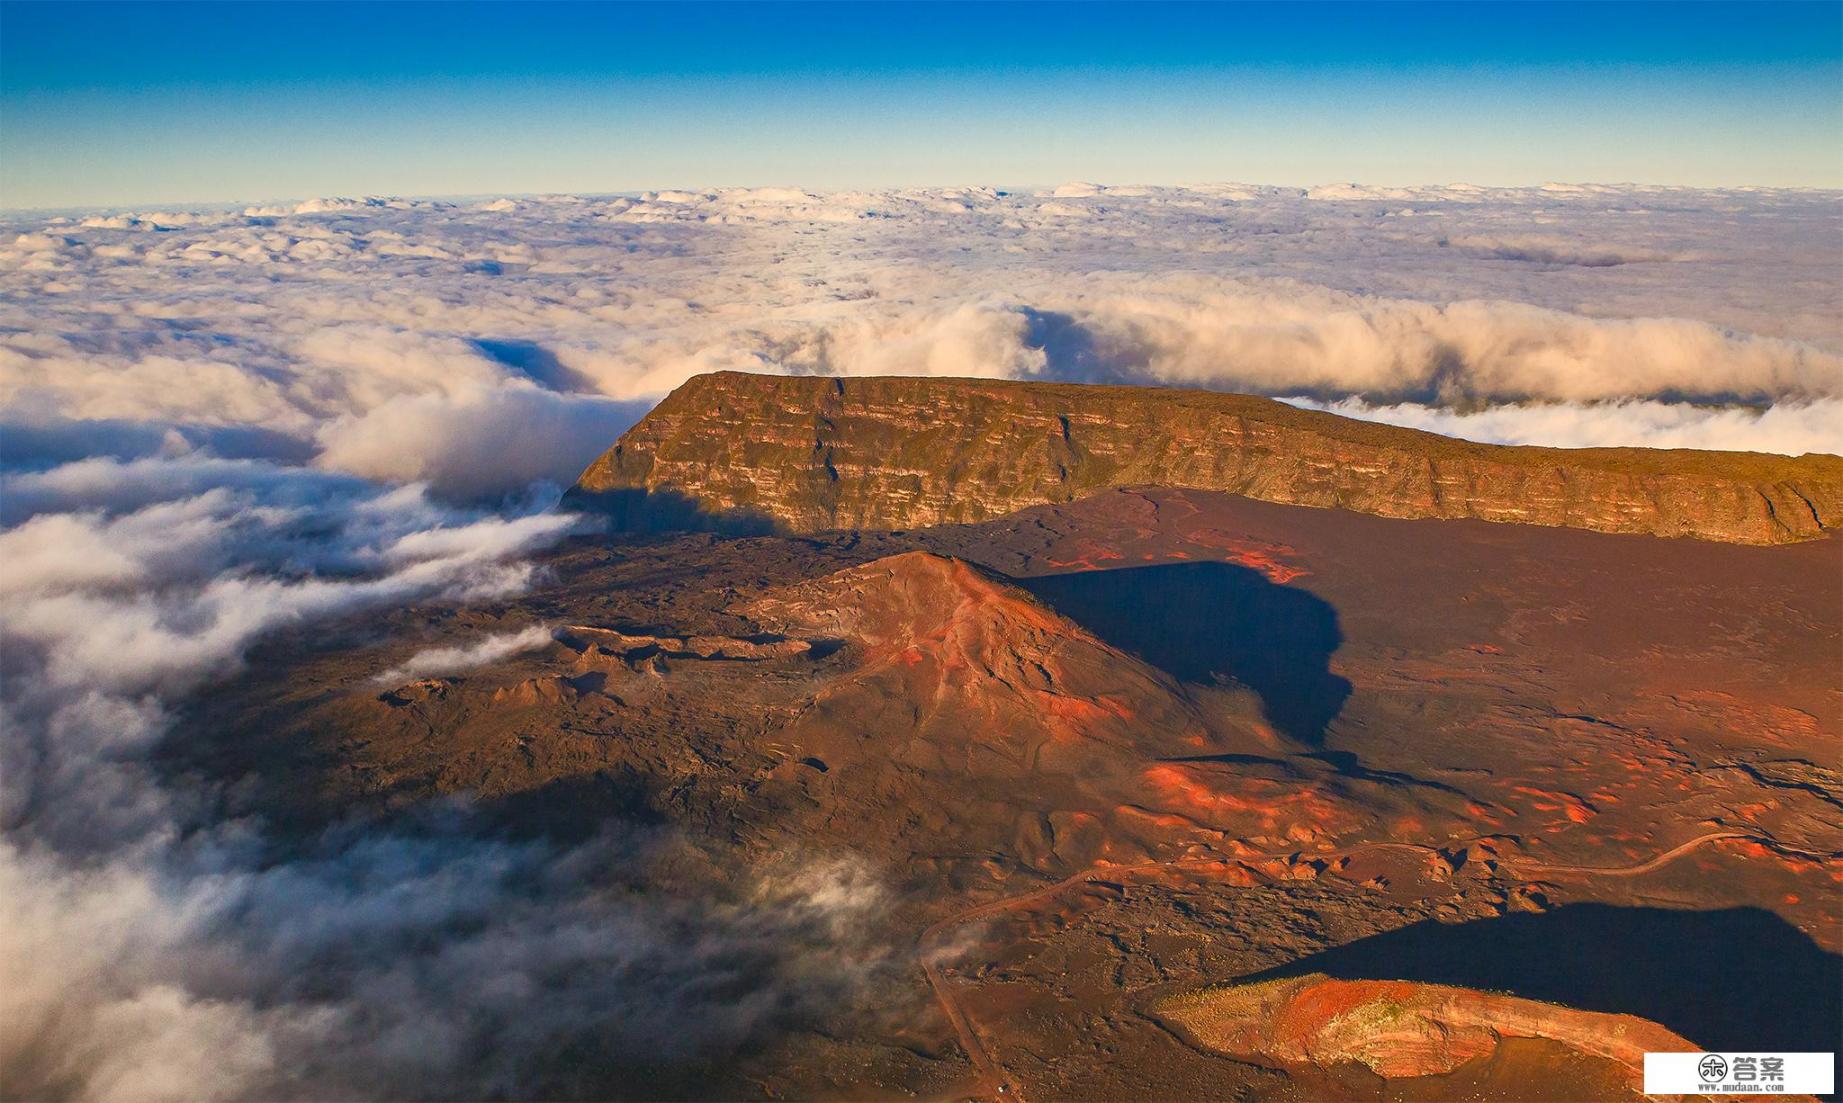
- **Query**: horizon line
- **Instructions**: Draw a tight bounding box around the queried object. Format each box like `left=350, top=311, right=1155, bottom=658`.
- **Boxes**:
left=9, top=177, right=1843, bottom=218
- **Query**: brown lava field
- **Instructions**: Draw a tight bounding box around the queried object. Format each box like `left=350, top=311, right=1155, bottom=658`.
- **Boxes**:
left=177, top=486, right=1842, bottom=1101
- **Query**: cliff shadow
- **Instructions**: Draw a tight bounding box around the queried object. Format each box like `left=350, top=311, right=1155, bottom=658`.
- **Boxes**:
left=1019, top=561, right=1350, bottom=744
left=562, top=486, right=783, bottom=537
left=1022, top=308, right=1139, bottom=384
left=1242, top=903, right=1842, bottom=1054
left=472, top=337, right=603, bottom=394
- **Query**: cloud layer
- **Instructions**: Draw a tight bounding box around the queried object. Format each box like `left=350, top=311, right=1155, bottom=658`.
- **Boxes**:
left=4, top=183, right=1840, bottom=476
left=1287, top=396, right=1843, bottom=456
left=1, top=181, right=1838, bottom=1099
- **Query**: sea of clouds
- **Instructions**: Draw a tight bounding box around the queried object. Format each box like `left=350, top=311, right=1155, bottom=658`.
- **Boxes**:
left=1, top=182, right=1839, bottom=1099
left=6, top=182, right=1840, bottom=497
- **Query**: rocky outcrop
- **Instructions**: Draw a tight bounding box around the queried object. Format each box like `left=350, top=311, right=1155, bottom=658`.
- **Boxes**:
left=558, top=625, right=812, bottom=662
left=569, top=372, right=1843, bottom=544
left=1155, top=973, right=1697, bottom=1091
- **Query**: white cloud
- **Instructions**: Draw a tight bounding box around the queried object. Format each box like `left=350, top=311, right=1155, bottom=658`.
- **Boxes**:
left=1286, top=396, right=1843, bottom=456
left=370, top=625, right=557, bottom=686
left=313, top=386, right=650, bottom=499
left=3, top=183, right=1839, bottom=488
left=1013, top=283, right=1841, bottom=407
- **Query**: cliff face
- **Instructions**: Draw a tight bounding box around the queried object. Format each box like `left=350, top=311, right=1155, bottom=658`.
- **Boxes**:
left=569, top=372, right=1843, bottom=545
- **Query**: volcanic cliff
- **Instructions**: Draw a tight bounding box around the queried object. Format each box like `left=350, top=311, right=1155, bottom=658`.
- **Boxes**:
left=569, top=372, right=1843, bottom=544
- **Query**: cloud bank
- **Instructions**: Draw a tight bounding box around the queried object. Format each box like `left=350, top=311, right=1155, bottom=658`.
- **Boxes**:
left=1287, top=396, right=1843, bottom=456
left=0, top=461, right=890, bottom=1101
left=1, top=181, right=1838, bottom=1099
left=4, top=183, right=1839, bottom=473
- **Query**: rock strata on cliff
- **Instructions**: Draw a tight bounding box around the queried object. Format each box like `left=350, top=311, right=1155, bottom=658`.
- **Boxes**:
left=570, top=372, right=1843, bottom=544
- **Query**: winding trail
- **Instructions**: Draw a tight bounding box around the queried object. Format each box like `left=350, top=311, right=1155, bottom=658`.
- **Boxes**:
left=1510, top=830, right=1757, bottom=878
left=917, top=831, right=1760, bottom=1102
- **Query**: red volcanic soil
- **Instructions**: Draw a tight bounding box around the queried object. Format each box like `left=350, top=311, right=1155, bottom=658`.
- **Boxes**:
left=1156, top=971, right=1828, bottom=1102
left=733, top=551, right=1479, bottom=874
left=739, top=550, right=1264, bottom=872
left=181, top=486, right=1842, bottom=1101
left=1156, top=972, right=1697, bottom=1094
left=934, top=487, right=1843, bottom=946
left=740, top=551, right=1217, bottom=771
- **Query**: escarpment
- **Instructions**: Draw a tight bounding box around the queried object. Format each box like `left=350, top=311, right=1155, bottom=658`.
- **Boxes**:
left=569, top=372, right=1843, bottom=544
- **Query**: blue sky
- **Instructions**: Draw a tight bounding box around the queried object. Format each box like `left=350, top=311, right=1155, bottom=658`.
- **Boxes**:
left=3, top=1, right=1840, bottom=209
